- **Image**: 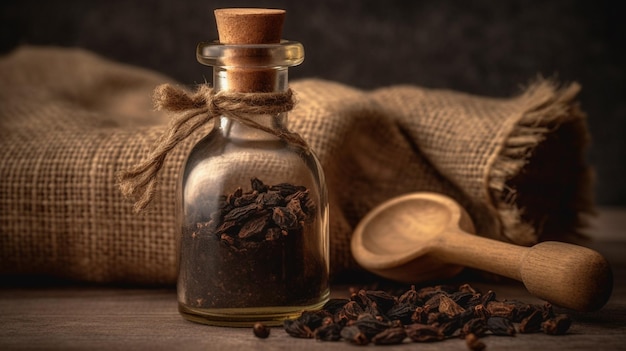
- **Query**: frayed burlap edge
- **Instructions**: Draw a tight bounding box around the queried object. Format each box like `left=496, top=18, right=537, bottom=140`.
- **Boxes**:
left=488, top=79, right=594, bottom=245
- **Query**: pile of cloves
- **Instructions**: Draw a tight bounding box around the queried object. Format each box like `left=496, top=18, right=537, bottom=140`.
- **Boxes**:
left=203, top=177, right=315, bottom=251
left=279, top=283, right=572, bottom=349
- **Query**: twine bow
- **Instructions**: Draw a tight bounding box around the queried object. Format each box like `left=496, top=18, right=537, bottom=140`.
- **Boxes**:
left=118, top=84, right=305, bottom=212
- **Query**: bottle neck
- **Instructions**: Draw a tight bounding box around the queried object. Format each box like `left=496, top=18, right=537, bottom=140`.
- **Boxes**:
left=213, top=66, right=290, bottom=139
left=213, top=66, right=289, bottom=93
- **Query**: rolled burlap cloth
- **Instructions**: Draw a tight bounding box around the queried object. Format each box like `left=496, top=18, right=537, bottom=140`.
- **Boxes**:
left=0, top=46, right=593, bottom=284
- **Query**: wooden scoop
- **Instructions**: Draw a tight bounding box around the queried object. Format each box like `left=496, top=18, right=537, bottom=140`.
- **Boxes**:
left=351, top=192, right=613, bottom=311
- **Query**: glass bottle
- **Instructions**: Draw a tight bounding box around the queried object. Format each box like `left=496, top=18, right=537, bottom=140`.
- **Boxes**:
left=176, top=10, right=329, bottom=327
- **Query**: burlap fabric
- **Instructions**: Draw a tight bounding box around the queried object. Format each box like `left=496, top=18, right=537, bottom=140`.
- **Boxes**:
left=0, top=46, right=592, bottom=284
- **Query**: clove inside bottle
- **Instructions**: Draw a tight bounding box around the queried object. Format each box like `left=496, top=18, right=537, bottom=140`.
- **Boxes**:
left=176, top=9, right=330, bottom=327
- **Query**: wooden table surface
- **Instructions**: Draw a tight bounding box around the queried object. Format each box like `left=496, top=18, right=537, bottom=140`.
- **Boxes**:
left=1, top=209, right=625, bottom=350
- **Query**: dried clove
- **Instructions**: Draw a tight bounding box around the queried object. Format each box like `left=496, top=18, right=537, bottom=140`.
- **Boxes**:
left=542, top=314, right=572, bottom=335
left=284, top=319, right=314, bottom=338
left=252, top=322, right=270, bottom=338
left=352, top=314, right=392, bottom=338
left=465, top=333, right=487, bottom=351
left=473, top=304, right=490, bottom=320
left=314, top=323, right=342, bottom=341
left=438, top=318, right=462, bottom=337
left=386, top=302, right=415, bottom=324
left=461, top=318, right=489, bottom=338
left=411, top=305, right=431, bottom=324
left=398, top=285, right=419, bottom=305
left=272, top=206, right=299, bottom=230
left=251, top=177, right=268, bottom=192
left=518, top=309, right=544, bottom=334
left=485, top=301, right=516, bottom=319
left=487, top=316, right=516, bottom=336
left=406, top=323, right=445, bottom=342
left=371, top=327, right=407, bottom=345
left=439, top=294, right=466, bottom=317
left=322, top=298, right=350, bottom=315
left=340, top=325, right=369, bottom=345
left=364, top=290, right=397, bottom=312
left=338, top=301, right=364, bottom=322
left=480, top=290, right=497, bottom=306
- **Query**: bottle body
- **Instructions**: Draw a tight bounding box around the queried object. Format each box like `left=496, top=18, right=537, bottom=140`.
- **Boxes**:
left=176, top=55, right=329, bottom=326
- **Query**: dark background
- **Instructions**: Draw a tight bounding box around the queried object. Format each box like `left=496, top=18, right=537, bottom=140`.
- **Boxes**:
left=1, top=0, right=624, bottom=206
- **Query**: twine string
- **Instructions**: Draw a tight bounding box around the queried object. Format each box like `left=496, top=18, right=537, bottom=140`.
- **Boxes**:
left=117, top=84, right=305, bottom=212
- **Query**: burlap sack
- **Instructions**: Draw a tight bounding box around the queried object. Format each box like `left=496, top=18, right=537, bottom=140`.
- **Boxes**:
left=0, top=46, right=592, bottom=284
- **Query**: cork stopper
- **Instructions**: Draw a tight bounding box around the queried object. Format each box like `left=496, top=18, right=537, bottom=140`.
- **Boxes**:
left=214, top=8, right=286, bottom=92
left=214, top=8, right=285, bottom=44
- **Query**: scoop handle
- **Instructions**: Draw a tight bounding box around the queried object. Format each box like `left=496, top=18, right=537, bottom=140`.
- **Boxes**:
left=437, top=231, right=613, bottom=311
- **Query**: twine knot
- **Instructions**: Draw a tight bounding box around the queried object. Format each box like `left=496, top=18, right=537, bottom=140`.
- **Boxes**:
left=118, top=84, right=305, bottom=212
